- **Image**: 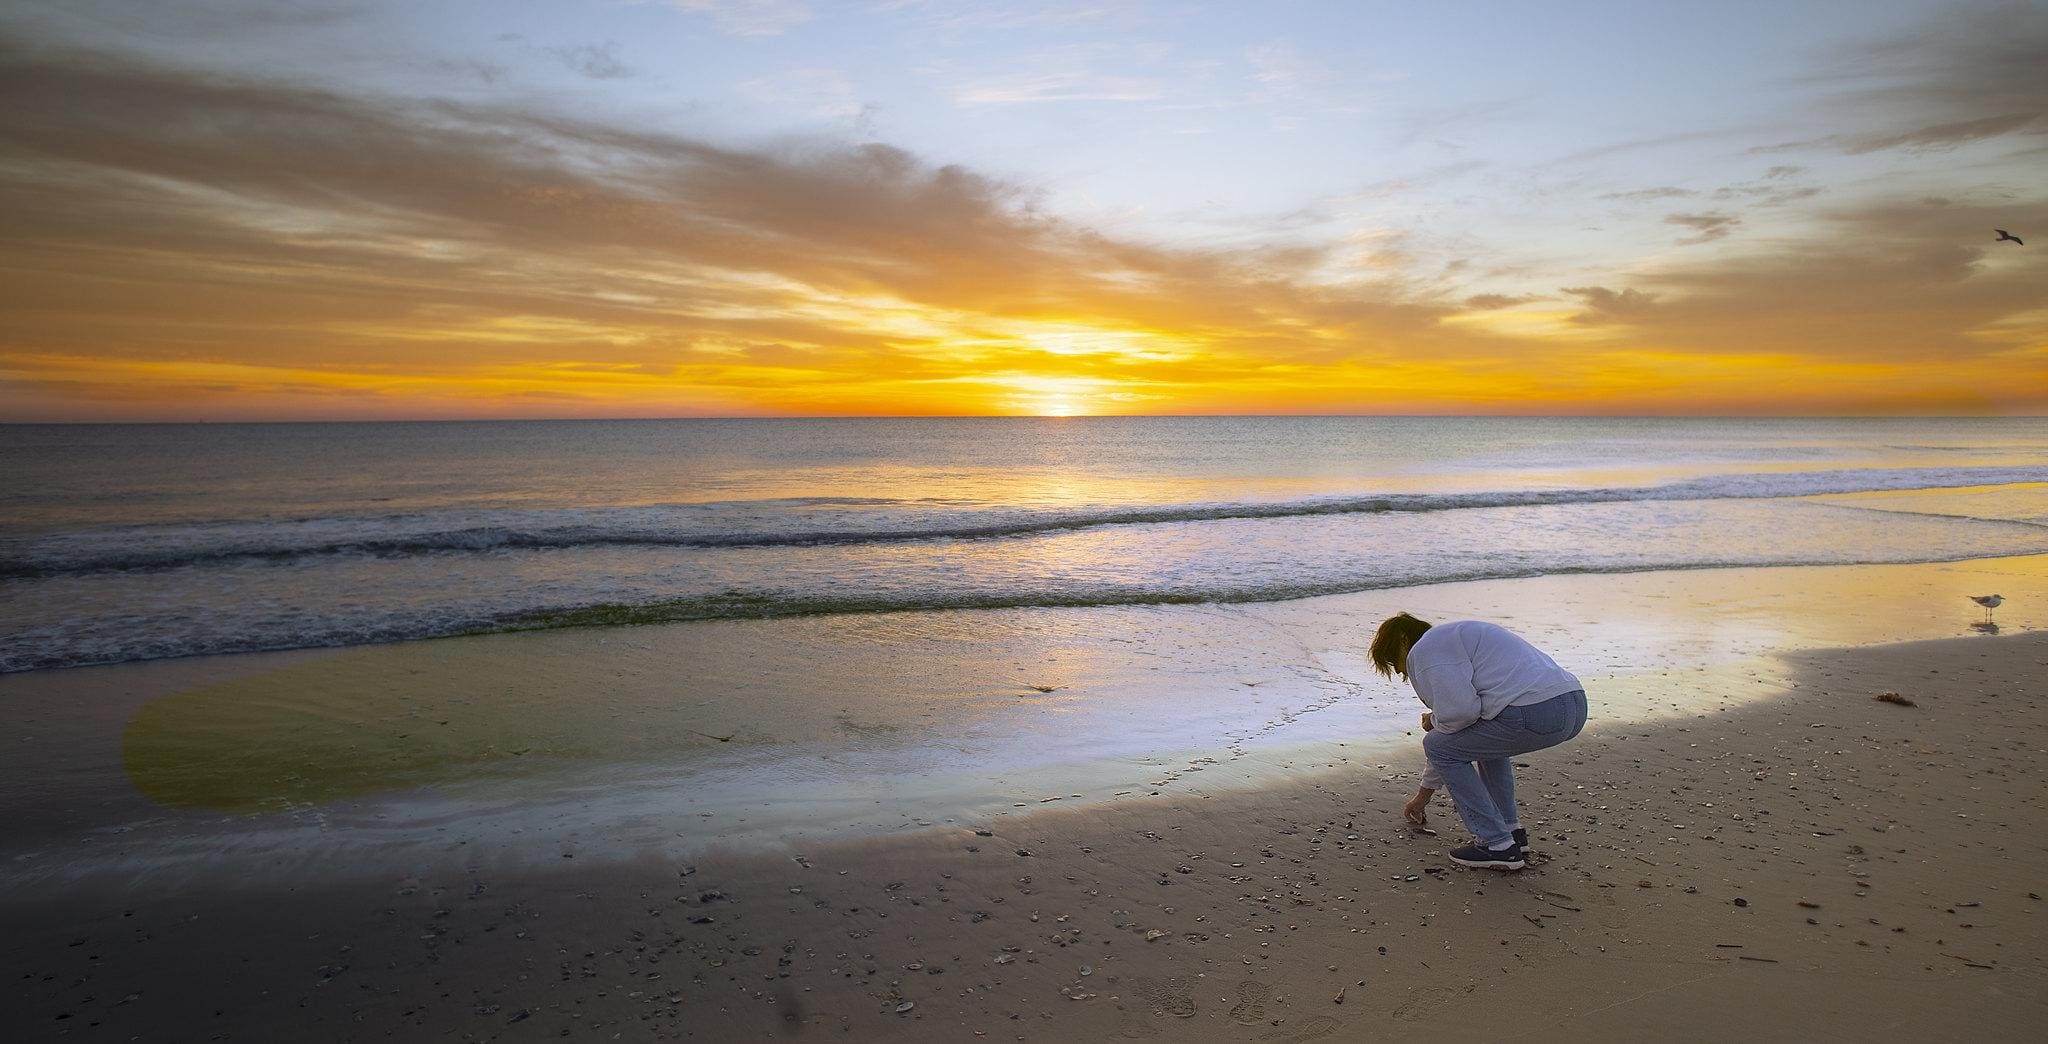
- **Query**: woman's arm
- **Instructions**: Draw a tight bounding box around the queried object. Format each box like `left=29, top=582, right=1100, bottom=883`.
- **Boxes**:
left=1412, top=664, right=1482, bottom=732
left=1404, top=786, right=1434, bottom=824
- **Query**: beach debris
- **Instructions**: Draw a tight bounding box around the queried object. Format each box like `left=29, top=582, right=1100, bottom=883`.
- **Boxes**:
left=994, top=954, right=1014, bottom=965
left=1024, top=684, right=1064, bottom=693
left=974, top=829, right=994, bottom=836
left=1016, top=849, right=1032, bottom=857
left=1079, top=965, right=1093, bottom=976
left=1333, top=986, right=1347, bottom=1004
left=1637, top=880, right=1654, bottom=888
left=1798, top=901, right=1821, bottom=909
left=895, top=1001, right=916, bottom=1014
left=1873, top=692, right=1917, bottom=707
left=1733, top=898, right=1749, bottom=907
left=1145, top=929, right=1167, bottom=942
left=1736, top=956, right=1778, bottom=963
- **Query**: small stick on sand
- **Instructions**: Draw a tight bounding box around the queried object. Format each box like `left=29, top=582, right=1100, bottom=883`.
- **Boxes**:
left=1873, top=692, right=1916, bottom=707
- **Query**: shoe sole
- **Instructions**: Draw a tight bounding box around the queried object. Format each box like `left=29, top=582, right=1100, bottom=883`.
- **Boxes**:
left=1450, top=854, right=1526, bottom=870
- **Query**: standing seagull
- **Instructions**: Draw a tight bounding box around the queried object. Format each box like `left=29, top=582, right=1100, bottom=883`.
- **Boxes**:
left=1994, top=229, right=2023, bottom=245
left=1969, top=594, right=2004, bottom=623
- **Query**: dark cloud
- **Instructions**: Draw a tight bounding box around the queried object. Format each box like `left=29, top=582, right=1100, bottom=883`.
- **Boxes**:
left=0, top=30, right=1457, bottom=410
left=1599, top=186, right=1695, bottom=202
left=1753, top=113, right=2040, bottom=156
left=1839, top=2, right=2048, bottom=118
left=1710, top=175, right=1822, bottom=207
left=544, top=42, right=632, bottom=81
left=3, top=20, right=2042, bottom=418
left=1758, top=3, right=2048, bottom=157
left=1842, top=112, right=2040, bottom=153
left=1589, top=194, right=2048, bottom=375
left=1664, top=212, right=1740, bottom=243
left=1561, top=285, right=1659, bottom=325
left=1463, top=293, right=1541, bottom=310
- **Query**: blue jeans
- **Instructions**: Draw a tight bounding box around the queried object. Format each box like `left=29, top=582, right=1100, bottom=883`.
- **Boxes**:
left=1423, top=690, right=1587, bottom=849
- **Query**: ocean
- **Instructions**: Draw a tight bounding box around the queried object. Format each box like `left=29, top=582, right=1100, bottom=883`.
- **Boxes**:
left=4, top=416, right=2047, bottom=674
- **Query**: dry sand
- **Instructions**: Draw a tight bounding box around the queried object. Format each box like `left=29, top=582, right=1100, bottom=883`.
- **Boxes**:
left=7, top=629, right=2046, bottom=1041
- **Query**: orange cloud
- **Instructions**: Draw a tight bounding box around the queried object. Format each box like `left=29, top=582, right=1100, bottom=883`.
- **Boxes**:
left=0, top=34, right=2044, bottom=421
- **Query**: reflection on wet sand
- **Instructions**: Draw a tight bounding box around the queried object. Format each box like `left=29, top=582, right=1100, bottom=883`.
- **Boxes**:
left=113, top=553, right=2048, bottom=828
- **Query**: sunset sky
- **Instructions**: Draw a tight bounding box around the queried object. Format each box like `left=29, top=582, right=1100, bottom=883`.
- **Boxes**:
left=1, top=0, right=2044, bottom=420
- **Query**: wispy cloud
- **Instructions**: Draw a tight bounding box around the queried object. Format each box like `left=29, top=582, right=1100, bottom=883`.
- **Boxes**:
left=1664, top=212, right=1740, bottom=244
left=1600, top=186, right=1695, bottom=202
left=1464, top=293, right=1543, bottom=310
left=1247, top=40, right=1312, bottom=99
left=544, top=41, right=632, bottom=80
left=1754, top=2, right=2048, bottom=157
left=738, top=68, right=868, bottom=122
left=1562, top=286, right=1660, bottom=325
left=1, top=18, right=2044, bottom=420
left=670, top=0, right=813, bottom=37
left=955, top=69, right=1166, bottom=106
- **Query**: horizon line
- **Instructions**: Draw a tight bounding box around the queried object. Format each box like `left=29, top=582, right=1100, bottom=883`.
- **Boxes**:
left=6, top=412, right=2047, bottom=426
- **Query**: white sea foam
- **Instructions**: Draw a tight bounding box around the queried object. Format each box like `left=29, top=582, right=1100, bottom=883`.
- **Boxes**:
left=4, top=418, right=2046, bottom=671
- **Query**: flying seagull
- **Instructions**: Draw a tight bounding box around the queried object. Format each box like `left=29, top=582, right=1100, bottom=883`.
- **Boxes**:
left=1995, top=229, right=2023, bottom=245
left=1969, top=594, right=2004, bottom=623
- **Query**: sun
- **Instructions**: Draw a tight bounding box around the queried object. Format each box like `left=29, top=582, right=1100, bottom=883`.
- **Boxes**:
left=993, top=375, right=1107, bottom=416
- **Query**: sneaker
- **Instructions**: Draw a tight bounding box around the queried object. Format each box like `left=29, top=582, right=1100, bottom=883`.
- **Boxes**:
left=1449, top=841, right=1525, bottom=870
left=1513, top=828, right=1529, bottom=851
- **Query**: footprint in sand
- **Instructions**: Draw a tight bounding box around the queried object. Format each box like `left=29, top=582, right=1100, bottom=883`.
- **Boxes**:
left=1131, top=975, right=1199, bottom=1017
left=1391, top=985, right=1451, bottom=1022
left=1117, top=976, right=1199, bottom=1038
left=1114, top=1004, right=1160, bottom=1040
left=1257, top=1015, right=1344, bottom=1043
left=1228, top=980, right=1271, bottom=1025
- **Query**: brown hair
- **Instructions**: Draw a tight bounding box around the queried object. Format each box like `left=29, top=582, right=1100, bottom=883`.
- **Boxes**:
left=1370, top=612, right=1432, bottom=679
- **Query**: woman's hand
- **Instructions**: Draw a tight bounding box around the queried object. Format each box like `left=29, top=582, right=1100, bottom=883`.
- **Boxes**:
left=1420, top=711, right=1434, bottom=732
left=1403, top=787, right=1433, bottom=826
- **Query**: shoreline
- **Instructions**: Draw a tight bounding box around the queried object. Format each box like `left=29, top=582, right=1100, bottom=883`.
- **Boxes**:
left=5, top=628, right=2046, bottom=1040
left=2, top=554, right=2044, bottom=891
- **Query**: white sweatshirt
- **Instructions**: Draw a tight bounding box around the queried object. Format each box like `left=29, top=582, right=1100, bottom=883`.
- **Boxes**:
left=1409, top=620, right=1582, bottom=789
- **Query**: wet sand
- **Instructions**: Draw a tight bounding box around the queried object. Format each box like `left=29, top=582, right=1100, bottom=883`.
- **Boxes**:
left=4, top=558, right=2047, bottom=1039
